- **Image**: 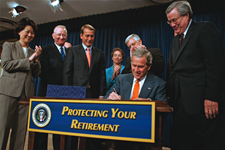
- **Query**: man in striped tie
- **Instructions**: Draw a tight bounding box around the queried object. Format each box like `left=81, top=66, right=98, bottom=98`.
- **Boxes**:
left=34, top=25, right=69, bottom=150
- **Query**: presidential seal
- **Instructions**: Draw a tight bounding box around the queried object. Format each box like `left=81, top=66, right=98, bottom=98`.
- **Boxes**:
left=32, top=103, right=51, bottom=128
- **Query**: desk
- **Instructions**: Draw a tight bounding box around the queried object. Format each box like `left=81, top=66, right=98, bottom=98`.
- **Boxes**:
left=19, top=97, right=173, bottom=150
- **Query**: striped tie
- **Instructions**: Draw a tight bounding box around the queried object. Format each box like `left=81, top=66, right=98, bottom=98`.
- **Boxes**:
left=60, top=47, right=65, bottom=60
left=86, top=47, right=91, bottom=67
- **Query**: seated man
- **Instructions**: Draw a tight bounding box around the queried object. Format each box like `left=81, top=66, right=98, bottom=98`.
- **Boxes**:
left=104, top=49, right=167, bottom=150
left=104, top=49, right=167, bottom=102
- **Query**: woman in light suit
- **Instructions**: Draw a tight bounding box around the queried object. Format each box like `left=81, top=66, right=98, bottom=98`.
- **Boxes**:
left=105, top=48, right=125, bottom=95
left=0, top=17, right=41, bottom=150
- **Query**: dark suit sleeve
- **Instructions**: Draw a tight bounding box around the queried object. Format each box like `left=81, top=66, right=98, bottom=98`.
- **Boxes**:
left=99, top=52, right=107, bottom=96
left=148, top=48, right=165, bottom=77
left=200, top=23, right=225, bottom=101
left=121, top=57, right=131, bottom=74
left=103, top=76, right=121, bottom=99
left=63, top=48, right=74, bottom=86
left=39, top=46, right=55, bottom=83
left=166, top=51, right=175, bottom=105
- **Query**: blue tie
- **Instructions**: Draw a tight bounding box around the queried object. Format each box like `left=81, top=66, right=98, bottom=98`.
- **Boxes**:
left=60, top=47, right=65, bottom=60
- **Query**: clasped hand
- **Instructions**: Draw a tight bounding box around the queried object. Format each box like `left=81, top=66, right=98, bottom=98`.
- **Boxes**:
left=111, top=66, right=121, bottom=80
left=29, top=45, right=42, bottom=62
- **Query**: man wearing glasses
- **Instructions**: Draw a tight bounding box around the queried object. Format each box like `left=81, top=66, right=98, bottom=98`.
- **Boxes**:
left=34, top=25, right=69, bottom=150
left=166, top=1, right=225, bottom=150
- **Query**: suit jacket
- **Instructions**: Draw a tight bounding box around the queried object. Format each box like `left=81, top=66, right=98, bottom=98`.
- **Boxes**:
left=121, top=47, right=165, bottom=77
left=0, top=41, right=41, bottom=97
left=105, top=65, right=125, bottom=95
left=63, top=44, right=106, bottom=98
left=38, top=44, right=68, bottom=96
left=104, top=73, right=167, bottom=101
left=167, top=21, right=225, bottom=114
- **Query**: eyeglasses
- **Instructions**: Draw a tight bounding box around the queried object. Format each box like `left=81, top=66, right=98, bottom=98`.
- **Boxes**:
left=167, top=16, right=183, bottom=25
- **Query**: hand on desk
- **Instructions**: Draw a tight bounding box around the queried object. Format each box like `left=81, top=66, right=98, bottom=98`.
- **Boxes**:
left=134, top=98, right=151, bottom=101
left=107, top=92, right=121, bottom=100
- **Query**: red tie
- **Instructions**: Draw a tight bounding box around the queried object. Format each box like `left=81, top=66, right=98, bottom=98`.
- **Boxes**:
left=86, top=48, right=91, bottom=68
left=179, top=33, right=184, bottom=48
left=131, top=79, right=140, bottom=100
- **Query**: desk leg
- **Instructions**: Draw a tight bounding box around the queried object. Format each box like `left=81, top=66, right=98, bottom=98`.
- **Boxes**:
left=78, top=137, right=86, bottom=150
left=60, top=135, right=65, bottom=150
left=149, top=114, right=163, bottom=150
left=28, top=131, right=35, bottom=150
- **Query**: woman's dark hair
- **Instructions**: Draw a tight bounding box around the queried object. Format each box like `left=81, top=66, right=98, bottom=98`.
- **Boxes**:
left=14, top=17, right=37, bottom=38
left=111, top=47, right=125, bottom=60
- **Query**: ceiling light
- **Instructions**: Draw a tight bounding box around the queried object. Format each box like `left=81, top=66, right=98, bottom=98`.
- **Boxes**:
left=49, top=0, right=63, bottom=13
left=9, top=5, right=26, bottom=18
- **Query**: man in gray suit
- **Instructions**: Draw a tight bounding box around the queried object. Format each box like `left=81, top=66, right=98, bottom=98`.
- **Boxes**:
left=105, top=49, right=166, bottom=102
left=104, top=49, right=166, bottom=150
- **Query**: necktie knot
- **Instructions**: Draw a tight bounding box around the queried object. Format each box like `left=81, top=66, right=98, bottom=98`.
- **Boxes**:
left=60, top=47, right=65, bottom=60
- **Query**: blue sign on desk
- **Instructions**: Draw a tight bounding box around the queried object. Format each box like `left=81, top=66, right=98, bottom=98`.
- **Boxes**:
left=27, top=99, right=155, bottom=143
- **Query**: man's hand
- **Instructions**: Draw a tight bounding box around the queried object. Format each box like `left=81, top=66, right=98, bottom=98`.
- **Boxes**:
left=204, top=99, right=218, bottom=119
left=136, top=44, right=146, bottom=50
left=134, top=98, right=151, bottom=101
left=107, top=92, right=121, bottom=100
left=130, top=44, right=146, bottom=57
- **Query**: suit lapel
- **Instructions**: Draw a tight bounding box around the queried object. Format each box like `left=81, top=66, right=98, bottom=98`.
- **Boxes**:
left=89, top=47, right=97, bottom=73
left=139, top=74, right=154, bottom=98
left=109, top=65, right=114, bottom=75
left=171, top=35, right=180, bottom=63
left=27, top=47, right=34, bottom=57
left=15, top=41, right=25, bottom=58
left=123, top=74, right=133, bottom=100
left=77, top=44, right=89, bottom=65
left=174, top=21, right=195, bottom=64
left=52, top=45, right=64, bottom=62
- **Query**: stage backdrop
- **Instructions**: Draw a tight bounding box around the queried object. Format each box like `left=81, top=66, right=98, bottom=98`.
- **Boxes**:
left=27, top=1, right=225, bottom=147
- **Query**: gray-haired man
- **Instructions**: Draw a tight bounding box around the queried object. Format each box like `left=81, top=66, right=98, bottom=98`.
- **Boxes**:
left=122, top=34, right=165, bottom=77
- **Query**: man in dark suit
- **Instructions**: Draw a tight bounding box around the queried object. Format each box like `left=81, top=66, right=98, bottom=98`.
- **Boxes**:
left=34, top=25, right=69, bottom=150
left=63, top=24, right=106, bottom=150
left=166, top=1, right=225, bottom=150
left=105, top=49, right=167, bottom=150
left=122, top=34, right=165, bottom=77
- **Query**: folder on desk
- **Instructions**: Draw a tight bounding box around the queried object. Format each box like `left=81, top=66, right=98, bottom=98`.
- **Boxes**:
left=46, top=85, right=86, bottom=98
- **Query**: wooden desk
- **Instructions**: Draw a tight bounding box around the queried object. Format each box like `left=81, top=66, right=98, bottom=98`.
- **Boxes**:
left=19, top=97, right=173, bottom=150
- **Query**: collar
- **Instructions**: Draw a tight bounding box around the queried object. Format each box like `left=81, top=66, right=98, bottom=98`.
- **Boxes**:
left=183, top=19, right=192, bottom=38
left=82, top=43, right=93, bottom=51
left=133, top=75, right=147, bottom=83
left=54, top=43, right=65, bottom=50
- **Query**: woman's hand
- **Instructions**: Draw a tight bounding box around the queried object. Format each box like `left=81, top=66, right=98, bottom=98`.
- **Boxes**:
left=29, top=45, right=42, bottom=62
left=34, top=45, right=42, bottom=62
left=111, top=66, right=121, bottom=80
